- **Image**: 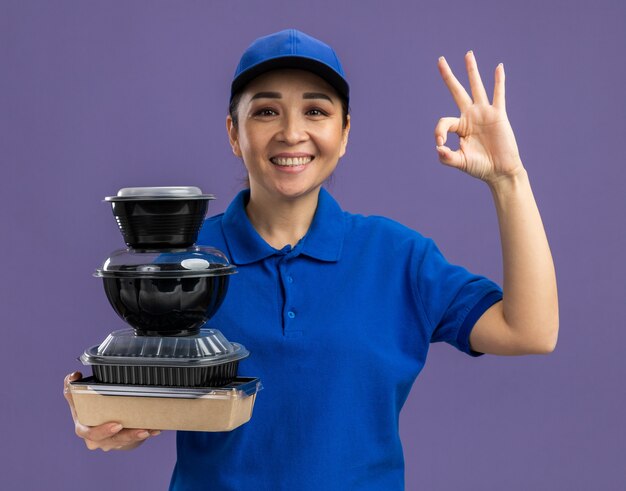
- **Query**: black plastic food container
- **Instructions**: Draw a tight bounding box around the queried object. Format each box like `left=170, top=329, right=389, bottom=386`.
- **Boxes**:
left=101, top=274, right=230, bottom=336
left=81, top=328, right=250, bottom=387
left=95, top=247, right=237, bottom=336
left=91, top=360, right=240, bottom=387
left=105, top=187, right=215, bottom=249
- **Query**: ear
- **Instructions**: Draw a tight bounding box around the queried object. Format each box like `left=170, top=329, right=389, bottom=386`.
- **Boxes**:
left=338, top=114, right=350, bottom=158
left=226, top=115, right=242, bottom=157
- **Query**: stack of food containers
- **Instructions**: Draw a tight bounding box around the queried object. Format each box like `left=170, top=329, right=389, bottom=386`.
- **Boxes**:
left=69, top=187, right=261, bottom=432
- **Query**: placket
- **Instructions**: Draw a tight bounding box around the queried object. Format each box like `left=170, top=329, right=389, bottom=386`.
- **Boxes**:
left=277, top=254, right=301, bottom=338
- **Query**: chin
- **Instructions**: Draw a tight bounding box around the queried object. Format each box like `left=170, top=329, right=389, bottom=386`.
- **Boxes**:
left=271, top=181, right=323, bottom=201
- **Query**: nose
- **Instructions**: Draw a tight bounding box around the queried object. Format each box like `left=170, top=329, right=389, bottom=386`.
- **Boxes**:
left=276, top=112, right=308, bottom=145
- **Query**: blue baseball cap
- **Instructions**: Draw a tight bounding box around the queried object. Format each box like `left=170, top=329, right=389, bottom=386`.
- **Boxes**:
left=231, top=29, right=349, bottom=104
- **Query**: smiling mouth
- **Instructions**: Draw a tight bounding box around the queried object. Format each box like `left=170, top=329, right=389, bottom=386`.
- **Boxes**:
left=269, top=156, right=314, bottom=167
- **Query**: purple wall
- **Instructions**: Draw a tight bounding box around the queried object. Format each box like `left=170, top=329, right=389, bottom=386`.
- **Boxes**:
left=2, top=1, right=625, bottom=489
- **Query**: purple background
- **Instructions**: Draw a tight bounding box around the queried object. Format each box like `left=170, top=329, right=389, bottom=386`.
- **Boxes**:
left=2, top=1, right=625, bottom=489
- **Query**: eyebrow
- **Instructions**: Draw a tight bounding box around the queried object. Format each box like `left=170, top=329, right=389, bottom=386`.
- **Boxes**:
left=249, top=91, right=334, bottom=103
left=250, top=91, right=282, bottom=100
left=302, top=92, right=334, bottom=103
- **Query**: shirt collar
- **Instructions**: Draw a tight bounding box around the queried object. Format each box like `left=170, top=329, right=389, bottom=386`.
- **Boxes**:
left=222, top=187, right=344, bottom=265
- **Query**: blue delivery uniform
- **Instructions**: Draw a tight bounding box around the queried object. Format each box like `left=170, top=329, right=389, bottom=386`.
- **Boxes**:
left=169, top=187, right=502, bottom=491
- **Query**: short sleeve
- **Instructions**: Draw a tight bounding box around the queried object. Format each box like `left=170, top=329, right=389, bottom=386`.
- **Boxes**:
left=413, top=238, right=503, bottom=357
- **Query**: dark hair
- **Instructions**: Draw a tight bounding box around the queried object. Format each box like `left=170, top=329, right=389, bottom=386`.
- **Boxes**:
left=229, top=91, right=350, bottom=129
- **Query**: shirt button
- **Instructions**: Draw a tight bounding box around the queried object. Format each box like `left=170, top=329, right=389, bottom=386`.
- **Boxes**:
left=287, top=276, right=294, bottom=283
left=287, top=311, right=296, bottom=319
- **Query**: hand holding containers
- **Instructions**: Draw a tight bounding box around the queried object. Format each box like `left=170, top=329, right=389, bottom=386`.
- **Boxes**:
left=69, top=187, right=260, bottom=432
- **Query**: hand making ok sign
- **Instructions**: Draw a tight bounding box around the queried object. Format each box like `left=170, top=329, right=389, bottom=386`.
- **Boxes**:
left=435, top=51, right=524, bottom=185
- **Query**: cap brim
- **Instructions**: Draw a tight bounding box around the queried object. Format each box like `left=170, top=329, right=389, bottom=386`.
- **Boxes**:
left=231, top=56, right=349, bottom=102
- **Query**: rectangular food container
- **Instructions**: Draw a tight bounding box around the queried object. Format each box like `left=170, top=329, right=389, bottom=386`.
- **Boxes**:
left=69, top=376, right=261, bottom=432
left=80, top=329, right=249, bottom=388
left=89, top=358, right=242, bottom=387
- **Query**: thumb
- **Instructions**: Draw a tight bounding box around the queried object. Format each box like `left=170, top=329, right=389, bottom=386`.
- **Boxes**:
left=64, top=371, right=83, bottom=419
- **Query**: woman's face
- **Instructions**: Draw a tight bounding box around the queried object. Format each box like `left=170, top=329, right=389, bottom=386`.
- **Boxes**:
left=227, top=69, right=350, bottom=202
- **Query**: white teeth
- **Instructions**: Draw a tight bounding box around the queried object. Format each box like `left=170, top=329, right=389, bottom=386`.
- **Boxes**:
left=270, top=156, right=313, bottom=166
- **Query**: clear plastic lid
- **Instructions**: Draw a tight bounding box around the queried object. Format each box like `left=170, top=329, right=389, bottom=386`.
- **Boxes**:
left=105, top=186, right=216, bottom=201
left=70, top=377, right=261, bottom=399
left=95, top=246, right=237, bottom=278
left=80, top=328, right=250, bottom=367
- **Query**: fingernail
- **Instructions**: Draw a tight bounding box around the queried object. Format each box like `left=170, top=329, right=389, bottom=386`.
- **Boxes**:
left=467, top=50, right=473, bottom=55
left=438, top=56, right=444, bottom=62
left=149, top=430, right=161, bottom=436
left=137, top=431, right=150, bottom=439
left=70, top=372, right=80, bottom=379
left=436, top=136, right=444, bottom=146
left=110, top=423, right=123, bottom=433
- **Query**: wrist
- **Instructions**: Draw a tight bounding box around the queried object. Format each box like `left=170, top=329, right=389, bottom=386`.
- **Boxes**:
left=486, top=166, right=529, bottom=194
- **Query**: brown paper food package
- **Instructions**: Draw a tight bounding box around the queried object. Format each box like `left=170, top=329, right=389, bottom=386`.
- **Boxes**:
left=70, top=380, right=258, bottom=432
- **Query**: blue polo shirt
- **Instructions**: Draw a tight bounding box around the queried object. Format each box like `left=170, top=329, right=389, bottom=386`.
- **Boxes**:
left=169, top=188, right=502, bottom=491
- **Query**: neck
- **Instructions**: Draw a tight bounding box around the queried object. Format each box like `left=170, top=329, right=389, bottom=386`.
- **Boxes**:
left=245, top=187, right=321, bottom=250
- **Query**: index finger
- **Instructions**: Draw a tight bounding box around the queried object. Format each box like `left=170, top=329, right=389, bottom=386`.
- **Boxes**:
left=437, top=56, right=473, bottom=111
left=75, top=421, right=124, bottom=442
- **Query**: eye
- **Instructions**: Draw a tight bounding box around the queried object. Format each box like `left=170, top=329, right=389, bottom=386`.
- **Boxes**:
left=306, top=108, right=329, bottom=117
left=253, top=108, right=278, bottom=117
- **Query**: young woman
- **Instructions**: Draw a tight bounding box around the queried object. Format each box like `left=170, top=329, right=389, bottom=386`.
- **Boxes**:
left=64, top=29, right=558, bottom=490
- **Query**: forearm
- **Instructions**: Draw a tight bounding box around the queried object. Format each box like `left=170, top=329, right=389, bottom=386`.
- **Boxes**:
left=488, top=167, right=559, bottom=352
